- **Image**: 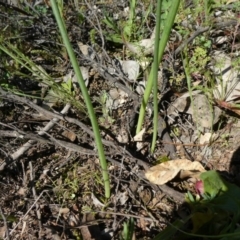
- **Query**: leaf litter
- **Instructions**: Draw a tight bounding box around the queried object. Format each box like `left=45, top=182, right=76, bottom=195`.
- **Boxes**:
left=0, top=0, right=240, bottom=239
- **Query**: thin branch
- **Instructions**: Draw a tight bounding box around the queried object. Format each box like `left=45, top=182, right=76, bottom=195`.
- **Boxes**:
left=0, top=207, right=10, bottom=240
left=0, top=88, right=150, bottom=170
left=174, top=19, right=239, bottom=56
left=0, top=87, right=71, bottom=170
left=9, top=190, right=48, bottom=236
left=29, top=161, right=42, bottom=235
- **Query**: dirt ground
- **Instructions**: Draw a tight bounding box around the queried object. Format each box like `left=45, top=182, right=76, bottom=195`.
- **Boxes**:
left=0, top=0, right=240, bottom=239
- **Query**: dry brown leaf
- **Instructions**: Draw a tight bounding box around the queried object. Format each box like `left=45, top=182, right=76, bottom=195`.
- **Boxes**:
left=80, top=226, right=93, bottom=240
left=145, top=159, right=205, bottom=185
left=215, top=99, right=240, bottom=116
left=139, top=217, right=147, bottom=232
left=178, top=170, right=203, bottom=179
left=62, top=130, right=76, bottom=142
left=0, top=226, right=6, bottom=239
left=59, top=207, right=70, bottom=214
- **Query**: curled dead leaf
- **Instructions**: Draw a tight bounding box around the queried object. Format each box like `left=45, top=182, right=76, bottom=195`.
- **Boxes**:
left=145, top=159, right=206, bottom=185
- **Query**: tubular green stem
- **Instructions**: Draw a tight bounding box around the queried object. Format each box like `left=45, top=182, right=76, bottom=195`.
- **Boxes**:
left=136, top=0, right=180, bottom=135
left=50, top=0, right=110, bottom=198
left=151, top=0, right=162, bottom=153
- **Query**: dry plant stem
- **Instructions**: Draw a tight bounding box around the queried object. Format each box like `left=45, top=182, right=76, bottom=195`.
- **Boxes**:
left=0, top=88, right=97, bottom=143
left=43, top=132, right=104, bottom=155
left=0, top=88, right=134, bottom=148
left=21, top=160, right=27, bottom=186
left=158, top=115, right=177, bottom=159
left=10, top=102, right=71, bottom=158
left=29, top=161, right=42, bottom=234
left=0, top=130, right=51, bottom=144
left=0, top=130, right=28, bottom=138
left=92, top=61, right=139, bottom=102
left=0, top=140, right=30, bottom=170
left=84, top=0, right=105, bottom=49
left=87, top=211, right=159, bottom=223
left=0, top=88, right=71, bottom=170
left=51, top=217, right=165, bottom=230
left=159, top=141, right=209, bottom=146
left=158, top=184, right=184, bottom=203
left=0, top=129, right=109, bottom=156
left=0, top=207, right=9, bottom=240
left=0, top=89, right=115, bottom=147
left=10, top=140, right=36, bottom=163
left=0, top=1, right=32, bottom=16
left=231, top=21, right=240, bottom=54
left=112, top=153, right=125, bottom=231
left=0, top=89, right=150, bottom=169
left=9, top=190, right=47, bottom=237
left=174, top=26, right=209, bottom=56
left=38, top=103, right=71, bottom=136
left=174, top=19, right=239, bottom=56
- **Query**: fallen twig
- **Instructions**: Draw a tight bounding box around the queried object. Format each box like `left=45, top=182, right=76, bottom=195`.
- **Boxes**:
left=8, top=190, right=47, bottom=237
left=29, top=161, right=42, bottom=236
left=0, top=87, right=71, bottom=170
left=174, top=19, right=239, bottom=56
left=0, top=207, right=9, bottom=240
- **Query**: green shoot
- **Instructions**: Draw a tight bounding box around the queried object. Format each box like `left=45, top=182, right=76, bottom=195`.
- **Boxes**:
left=136, top=0, right=180, bottom=134
left=150, top=0, right=162, bottom=153
left=121, top=218, right=135, bottom=240
left=50, top=0, right=110, bottom=198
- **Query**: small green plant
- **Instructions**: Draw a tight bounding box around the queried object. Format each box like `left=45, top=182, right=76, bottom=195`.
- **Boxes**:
left=189, top=46, right=211, bottom=75
left=155, top=171, right=240, bottom=239
left=136, top=0, right=180, bottom=153
left=53, top=164, right=103, bottom=202
left=186, top=171, right=240, bottom=238
left=0, top=40, right=83, bottom=111
left=97, top=91, right=115, bottom=128
left=34, top=5, right=48, bottom=15
left=61, top=167, right=80, bottom=200
left=102, top=0, right=137, bottom=43
left=155, top=155, right=170, bottom=164
left=121, top=218, right=135, bottom=240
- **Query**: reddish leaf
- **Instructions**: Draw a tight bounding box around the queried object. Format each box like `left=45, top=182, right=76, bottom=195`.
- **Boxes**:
left=215, top=99, right=240, bottom=115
